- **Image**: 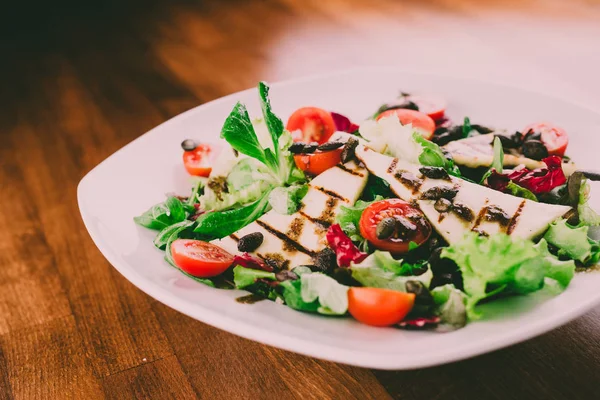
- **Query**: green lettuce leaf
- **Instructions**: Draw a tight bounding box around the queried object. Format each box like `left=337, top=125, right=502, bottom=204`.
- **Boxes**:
left=336, top=195, right=384, bottom=243
left=441, top=233, right=549, bottom=318
left=578, top=180, right=600, bottom=226
left=357, top=251, right=426, bottom=276
left=233, top=266, right=276, bottom=289
left=279, top=279, right=320, bottom=312
left=300, top=273, right=349, bottom=315
left=194, top=189, right=272, bottom=239
left=534, top=239, right=575, bottom=288
left=350, top=255, right=433, bottom=292
left=544, top=218, right=600, bottom=265
left=220, top=83, right=304, bottom=187
left=431, top=284, right=467, bottom=330
left=221, top=102, right=268, bottom=165
left=268, top=184, right=308, bottom=215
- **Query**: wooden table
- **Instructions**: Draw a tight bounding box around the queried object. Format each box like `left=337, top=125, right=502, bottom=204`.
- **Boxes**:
left=2, top=0, right=600, bottom=398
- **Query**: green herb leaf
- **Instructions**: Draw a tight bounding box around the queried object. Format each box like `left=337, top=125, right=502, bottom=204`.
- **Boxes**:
left=462, top=117, right=472, bottom=138
left=258, top=82, right=284, bottom=153
left=194, top=189, right=272, bottom=239
left=506, top=181, right=538, bottom=201
left=220, top=102, right=267, bottom=164
left=135, top=198, right=187, bottom=231
left=233, top=266, right=276, bottom=289
left=413, top=132, right=462, bottom=178
left=165, top=196, right=186, bottom=223
left=153, top=220, right=194, bottom=250
left=491, top=136, right=504, bottom=173
left=480, top=136, right=504, bottom=184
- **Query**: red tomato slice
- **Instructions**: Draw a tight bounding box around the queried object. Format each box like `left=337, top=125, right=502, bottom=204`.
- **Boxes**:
left=407, top=94, right=447, bottom=121
left=376, top=109, right=435, bottom=140
left=293, top=148, right=342, bottom=175
left=523, top=122, right=569, bottom=157
left=183, top=143, right=218, bottom=177
left=171, top=239, right=234, bottom=278
left=348, top=287, right=415, bottom=327
left=287, top=107, right=337, bottom=144
left=359, top=199, right=431, bottom=255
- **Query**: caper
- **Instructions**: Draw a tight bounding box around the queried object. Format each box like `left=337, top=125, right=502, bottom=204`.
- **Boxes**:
left=317, top=141, right=344, bottom=151
left=275, top=270, right=298, bottom=282
left=452, top=202, right=474, bottom=222
left=301, top=143, right=319, bottom=154
left=289, top=142, right=306, bottom=154
left=421, top=186, right=457, bottom=201
left=341, top=137, right=359, bottom=163
left=181, top=139, right=197, bottom=151
left=522, top=139, right=548, bottom=161
left=405, top=280, right=434, bottom=305
left=237, top=232, right=264, bottom=252
left=494, top=134, right=519, bottom=149
left=394, top=216, right=417, bottom=240
left=419, top=166, right=450, bottom=180
left=312, top=247, right=337, bottom=273
left=434, top=198, right=452, bottom=213
left=376, top=217, right=396, bottom=240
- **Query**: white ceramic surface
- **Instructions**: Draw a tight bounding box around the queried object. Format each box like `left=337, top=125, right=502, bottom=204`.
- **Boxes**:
left=77, top=68, right=600, bottom=370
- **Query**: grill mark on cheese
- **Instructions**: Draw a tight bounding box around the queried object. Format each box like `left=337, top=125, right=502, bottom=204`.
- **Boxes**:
left=255, top=220, right=316, bottom=257
left=387, top=158, right=399, bottom=173
left=230, top=234, right=240, bottom=242
left=472, top=199, right=490, bottom=231
left=336, top=164, right=365, bottom=177
left=312, top=185, right=347, bottom=202
left=285, top=217, right=306, bottom=243
left=318, top=197, right=339, bottom=225
left=298, top=211, right=332, bottom=230
left=394, top=170, right=424, bottom=195
left=507, top=200, right=527, bottom=235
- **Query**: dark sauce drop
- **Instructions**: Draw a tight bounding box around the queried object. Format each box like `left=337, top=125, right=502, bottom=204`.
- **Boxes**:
left=235, top=294, right=265, bottom=304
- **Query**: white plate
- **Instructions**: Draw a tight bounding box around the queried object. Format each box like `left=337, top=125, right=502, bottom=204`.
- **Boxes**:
left=78, top=68, right=600, bottom=370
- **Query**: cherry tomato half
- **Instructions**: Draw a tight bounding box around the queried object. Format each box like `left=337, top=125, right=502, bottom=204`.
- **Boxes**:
left=348, top=287, right=415, bottom=327
left=522, top=122, right=569, bottom=157
left=407, top=94, right=447, bottom=122
left=183, top=143, right=218, bottom=177
left=287, top=107, right=337, bottom=144
left=171, top=239, right=234, bottom=278
left=359, top=199, right=431, bottom=255
left=294, top=148, right=342, bottom=176
left=377, top=109, right=435, bottom=140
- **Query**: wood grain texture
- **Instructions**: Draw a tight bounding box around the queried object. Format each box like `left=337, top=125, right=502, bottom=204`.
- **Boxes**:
left=1, top=0, right=600, bottom=399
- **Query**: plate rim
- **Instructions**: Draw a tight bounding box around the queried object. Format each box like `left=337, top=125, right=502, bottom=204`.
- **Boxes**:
left=77, top=66, right=600, bottom=370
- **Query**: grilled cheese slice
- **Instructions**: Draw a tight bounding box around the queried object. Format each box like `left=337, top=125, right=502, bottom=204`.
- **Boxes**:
left=444, top=133, right=577, bottom=175
left=212, top=160, right=369, bottom=269
left=355, top=146, right=571, bottom=244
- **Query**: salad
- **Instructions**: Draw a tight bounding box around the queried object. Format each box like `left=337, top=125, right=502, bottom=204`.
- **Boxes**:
left=135, top=82, right=600, bottom=331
